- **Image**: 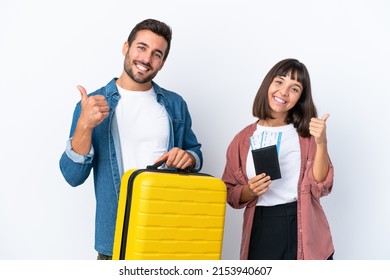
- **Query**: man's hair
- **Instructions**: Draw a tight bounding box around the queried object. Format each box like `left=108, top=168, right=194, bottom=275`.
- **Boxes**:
left=127, top=19, right=172, bottom=61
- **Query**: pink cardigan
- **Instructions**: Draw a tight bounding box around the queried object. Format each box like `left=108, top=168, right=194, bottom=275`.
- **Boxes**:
left=222, top=122, right=334, bottom=260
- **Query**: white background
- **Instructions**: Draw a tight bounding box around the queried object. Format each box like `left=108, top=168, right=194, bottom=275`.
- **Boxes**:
left=0, top=0, right=389, bottom=260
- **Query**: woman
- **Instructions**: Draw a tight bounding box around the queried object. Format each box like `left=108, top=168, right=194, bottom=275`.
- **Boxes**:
left=222, top=58, right=334, bottom=260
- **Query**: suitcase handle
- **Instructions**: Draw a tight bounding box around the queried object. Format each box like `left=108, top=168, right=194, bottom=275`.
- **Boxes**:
left=146, top=160, right=196, bottom=173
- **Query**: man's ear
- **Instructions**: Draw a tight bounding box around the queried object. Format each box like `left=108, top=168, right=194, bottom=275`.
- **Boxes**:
left=158, top=60, right=166, bottom=71
left=122, top=41, right=129, bottom=56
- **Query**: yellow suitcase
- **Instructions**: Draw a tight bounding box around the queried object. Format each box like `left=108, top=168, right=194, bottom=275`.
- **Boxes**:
left=112, top=163, right=227, bottom=260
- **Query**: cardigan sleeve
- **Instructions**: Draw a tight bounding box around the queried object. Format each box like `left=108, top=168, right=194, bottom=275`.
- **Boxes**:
left=222, top=127, right=258, bottom=209
left=304, top=137, right=334, bottom=199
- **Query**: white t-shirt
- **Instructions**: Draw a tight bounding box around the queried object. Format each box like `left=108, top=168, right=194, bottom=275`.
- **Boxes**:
left=115, top=85, right=169, bottom=172
left=246, top=123, right=301, bottom=206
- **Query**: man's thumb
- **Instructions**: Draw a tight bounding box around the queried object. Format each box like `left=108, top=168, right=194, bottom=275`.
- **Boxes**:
left=77, top=85, right=88, bottom=101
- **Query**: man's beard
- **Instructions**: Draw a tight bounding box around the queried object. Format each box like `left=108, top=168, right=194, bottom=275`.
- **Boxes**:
left=124, top=60, right=158, bottom=84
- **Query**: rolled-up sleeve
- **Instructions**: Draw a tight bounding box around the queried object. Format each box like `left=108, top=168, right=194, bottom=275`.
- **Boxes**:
left=59, top=138, right=94, bottom=187
left=65, top=138, right=94, bottom=164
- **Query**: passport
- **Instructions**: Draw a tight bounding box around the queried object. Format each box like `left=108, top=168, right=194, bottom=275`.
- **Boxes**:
left=251, top=145, right=282, bottom=180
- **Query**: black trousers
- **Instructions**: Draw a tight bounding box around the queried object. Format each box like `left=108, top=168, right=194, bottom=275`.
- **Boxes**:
left=248, top=201, right=298, bottom=260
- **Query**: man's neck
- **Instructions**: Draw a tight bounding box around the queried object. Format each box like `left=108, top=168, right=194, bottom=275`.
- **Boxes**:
left=116, top=73, right=152, bottom=91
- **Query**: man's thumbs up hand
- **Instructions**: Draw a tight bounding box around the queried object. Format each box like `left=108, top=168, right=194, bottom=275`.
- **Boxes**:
left=77, top=85, right=110, bottom=129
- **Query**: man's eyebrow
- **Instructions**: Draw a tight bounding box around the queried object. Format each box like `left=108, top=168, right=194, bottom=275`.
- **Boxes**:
left=153, top=49, right=164, bottom=56
left=137, top=42, right=164, bottom=56
left=136, top=42, right=148, bottom=47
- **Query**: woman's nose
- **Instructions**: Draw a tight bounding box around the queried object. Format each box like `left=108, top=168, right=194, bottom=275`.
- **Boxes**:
left=279, top=87, right=288, bottom=96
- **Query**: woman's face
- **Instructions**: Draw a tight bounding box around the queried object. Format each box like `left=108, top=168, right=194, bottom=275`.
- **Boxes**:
left=267, top=71, right=303, bottom=118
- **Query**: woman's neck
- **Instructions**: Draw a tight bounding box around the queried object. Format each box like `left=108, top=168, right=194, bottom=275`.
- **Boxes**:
left=258, top=118, right=287, bottom=127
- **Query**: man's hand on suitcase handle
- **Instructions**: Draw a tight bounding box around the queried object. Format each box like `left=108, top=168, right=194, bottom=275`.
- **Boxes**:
left=155, top=147, right=195, bottom=170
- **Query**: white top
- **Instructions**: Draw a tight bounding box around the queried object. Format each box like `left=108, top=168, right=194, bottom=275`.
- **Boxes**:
left=246, top=123, right=301, bottom=206
left=115, top=85, right=169, bottom=172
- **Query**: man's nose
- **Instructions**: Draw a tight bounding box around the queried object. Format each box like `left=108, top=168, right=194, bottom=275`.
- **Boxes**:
left=140, top=52, right=152, bottom=64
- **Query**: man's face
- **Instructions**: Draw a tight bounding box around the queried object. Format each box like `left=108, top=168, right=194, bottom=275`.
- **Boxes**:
left=123, top=29, right=167, bottom=84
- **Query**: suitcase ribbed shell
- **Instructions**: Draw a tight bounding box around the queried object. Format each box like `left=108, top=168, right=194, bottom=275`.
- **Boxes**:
left=112, top=169, right=227, bottom=260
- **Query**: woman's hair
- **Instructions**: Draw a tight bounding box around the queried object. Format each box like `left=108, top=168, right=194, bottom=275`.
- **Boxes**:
left=252, top=58, right=317, bottom=137
left=127, top=19, right=172, bottom=61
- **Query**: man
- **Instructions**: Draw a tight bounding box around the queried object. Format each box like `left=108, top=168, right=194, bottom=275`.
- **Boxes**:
left=59, top=19, right=202, bottom=260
